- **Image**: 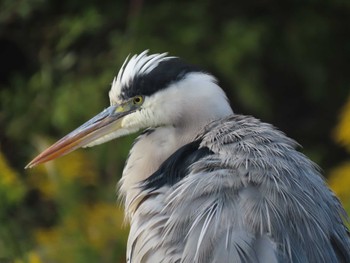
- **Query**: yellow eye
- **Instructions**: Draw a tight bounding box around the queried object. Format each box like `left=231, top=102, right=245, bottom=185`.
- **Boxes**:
left=132, top=96, right=143, bottom=105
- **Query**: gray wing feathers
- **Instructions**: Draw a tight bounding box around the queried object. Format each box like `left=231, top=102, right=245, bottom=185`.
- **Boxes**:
left=128, top=115, right=350, bottom=262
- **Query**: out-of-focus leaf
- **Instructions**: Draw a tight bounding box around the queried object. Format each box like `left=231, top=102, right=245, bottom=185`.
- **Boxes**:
left=0, top=0, right=46, bottom=22
left=57, top=8, right=104, bottom=51
left=27, top=137, right=97, bottom=199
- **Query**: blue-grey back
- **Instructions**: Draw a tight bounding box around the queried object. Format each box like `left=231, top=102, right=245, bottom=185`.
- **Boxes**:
left=128, top=115, right=350, bottom=263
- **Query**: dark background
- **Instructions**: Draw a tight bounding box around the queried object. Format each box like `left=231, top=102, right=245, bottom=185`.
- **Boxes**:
left=1, top=0, right=349, bottom=262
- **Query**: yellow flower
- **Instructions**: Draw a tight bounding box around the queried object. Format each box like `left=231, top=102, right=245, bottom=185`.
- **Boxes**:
left=35, top=227, right=61, bottom=247
left=14, top=251, right=43, bottom=263
left=330, top=96, right=350, bottom=216
left=328, top=162, right=350, bottom=211
left=28, top=251, right=43, bottom=263
left=334, top=97, right=350, bottom=151
left=0, top=151, right=25, bottom=204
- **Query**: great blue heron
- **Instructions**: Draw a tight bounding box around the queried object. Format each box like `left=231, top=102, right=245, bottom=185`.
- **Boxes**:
left=27, top=51, right=350, bottom=262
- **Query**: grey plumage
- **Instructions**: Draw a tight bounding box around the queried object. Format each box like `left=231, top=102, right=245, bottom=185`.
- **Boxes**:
left=127, top=115, right=350, bottom=263
left=27, top=51, right=350, bottom=263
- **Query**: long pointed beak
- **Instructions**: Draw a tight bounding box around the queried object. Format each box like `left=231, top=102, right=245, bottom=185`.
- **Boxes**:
left=26, top=104, right=135, bottom=169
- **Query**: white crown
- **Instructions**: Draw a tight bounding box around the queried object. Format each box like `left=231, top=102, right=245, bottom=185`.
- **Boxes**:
left=109, top=50, right=173, bottom=104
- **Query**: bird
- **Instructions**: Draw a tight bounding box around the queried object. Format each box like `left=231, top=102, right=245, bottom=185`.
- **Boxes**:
left=26, top=50, right=350, bottom=263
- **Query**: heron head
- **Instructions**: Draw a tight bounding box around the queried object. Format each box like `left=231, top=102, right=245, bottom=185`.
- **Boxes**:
left=26, top=50, right=231, bottom=168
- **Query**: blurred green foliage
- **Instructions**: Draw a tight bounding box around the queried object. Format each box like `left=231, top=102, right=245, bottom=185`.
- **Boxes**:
left=0, top=0, right=350, bottom=262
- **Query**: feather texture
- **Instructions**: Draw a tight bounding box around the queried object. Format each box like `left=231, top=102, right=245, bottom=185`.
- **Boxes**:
left=125, top=115, right=350, bottom=263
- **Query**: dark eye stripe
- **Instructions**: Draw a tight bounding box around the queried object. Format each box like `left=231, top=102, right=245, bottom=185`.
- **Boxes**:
left=119, top=58, right=204, bottom=100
